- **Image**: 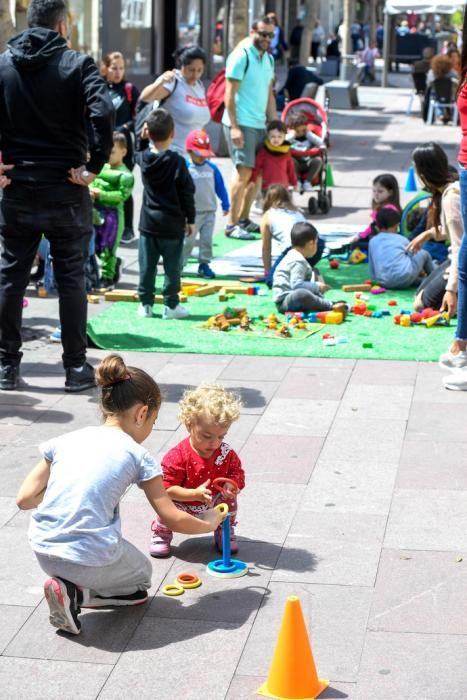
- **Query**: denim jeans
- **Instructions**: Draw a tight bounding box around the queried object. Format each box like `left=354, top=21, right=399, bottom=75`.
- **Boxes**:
left=456, top=163, right=467, bottom=341
left=0, top=182, right=92, bottom=368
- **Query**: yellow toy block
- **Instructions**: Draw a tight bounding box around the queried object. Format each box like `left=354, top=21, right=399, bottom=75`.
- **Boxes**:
left=325, top=311, right=344, bottom=325
left=194, top=285, right=218, bottom=297
left=218, top=288, right=227, bottom=302
left=87, top=294, right=100, bottom=304
left=104, top=290, right=139, bottom=302
left=342, top=283, right=372, bottom=292
left=348, top=248, right=367, bottom=264
left=400, top=315, right=412, bottom=327
left=181, top=285, right=199, bottom=296
left=424, top=313, right=441, bottom=327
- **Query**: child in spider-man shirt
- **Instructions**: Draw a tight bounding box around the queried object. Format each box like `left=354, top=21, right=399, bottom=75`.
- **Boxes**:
left=149, top=384, right=245, bottom=557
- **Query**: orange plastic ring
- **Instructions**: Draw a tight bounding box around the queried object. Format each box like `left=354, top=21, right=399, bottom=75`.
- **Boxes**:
left=176, top=573, right=202, bottom=589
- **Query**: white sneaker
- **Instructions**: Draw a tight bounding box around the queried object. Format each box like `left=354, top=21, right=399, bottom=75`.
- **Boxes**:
left=137, top=304, right=153, bottom=318
left=302, top=181, right=313, bottom=192
left=439, top=350, right=467, bottom=372
left=443, top=369, right=467, bottom=391
left=162, top=304, right=190, bottom=320
left=225, top=225, right=256, bottom=240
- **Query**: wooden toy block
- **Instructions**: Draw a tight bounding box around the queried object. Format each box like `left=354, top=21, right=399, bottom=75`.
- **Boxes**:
left=87, top=295, right=100, bottom=304
left=194, top=285, right=218, bottom=297
left=181, top=285, right=199, bottom=296
left=222, top=286, right=249, bottom=294
left=37, top=287, right=48, bottom=298
left=218, top=288, right=227, bottom=302
left=104, top=290, right=139, bottom=302
left=342, top=284, right=372, bottom=292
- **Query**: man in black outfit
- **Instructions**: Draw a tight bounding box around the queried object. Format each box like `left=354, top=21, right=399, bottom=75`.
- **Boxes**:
left=0, top=0, right=114, bottom=392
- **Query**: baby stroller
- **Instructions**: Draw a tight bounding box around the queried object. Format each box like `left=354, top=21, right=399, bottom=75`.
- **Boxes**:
left=282, top=97, right=332, bottom=215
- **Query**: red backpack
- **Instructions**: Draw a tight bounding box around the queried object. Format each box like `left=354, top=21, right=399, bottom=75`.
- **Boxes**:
left=207, top=49, right=250, bottom=123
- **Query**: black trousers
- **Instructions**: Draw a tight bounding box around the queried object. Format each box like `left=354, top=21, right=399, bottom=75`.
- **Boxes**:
left=0, top=182, right=92, bottom=368
left=138, top=233, right=183, bottom=308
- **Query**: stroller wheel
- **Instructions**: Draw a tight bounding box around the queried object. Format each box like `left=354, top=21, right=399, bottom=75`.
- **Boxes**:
left=318, top=192, right=331, bottom=214
left=308, top=196, right=318, bottom=215
left=327, top=190, right=333, bottom=208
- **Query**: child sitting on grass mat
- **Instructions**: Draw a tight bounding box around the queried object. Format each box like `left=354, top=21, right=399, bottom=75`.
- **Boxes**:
left=273, top=221, right=347, bottom=314
left=150, top=384, right=245, bottom=558
left=16, top=354, right=224, bottom=636
left=348, top=173, right=401, bottom=251
left=369, top=208, right=433, bottom=289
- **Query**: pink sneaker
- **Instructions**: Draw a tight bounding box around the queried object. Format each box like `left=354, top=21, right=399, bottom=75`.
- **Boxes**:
left=214, top=527, right=239, bottom=554
left=150, top=520, right=172, bottom=558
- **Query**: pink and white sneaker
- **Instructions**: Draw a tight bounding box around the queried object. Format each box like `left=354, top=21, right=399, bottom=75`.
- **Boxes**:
left=149, top=520, right=172, bottom=558
left=43, top=577, right=81, bottom=635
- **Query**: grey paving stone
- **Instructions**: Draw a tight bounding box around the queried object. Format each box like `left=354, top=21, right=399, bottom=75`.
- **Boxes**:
left=236, top=581, right=372, bottom=683
left=0, top=401, right=75, bottom=426
left=337, top=383, right=413, bottom=421
left=142, top=429, right=174, bottom=457
left=4, top=598, right=148, bottom=665
left=154, top=361, right=223, bottom=385
left=253, top=398, right=339, bottom=437
left=303, top=459, right=398, bottom=515
left=226, top=674, right=356, bottom=699
left=0, top=605, right=34, bottom=654
left=293, top=357, right=356, bottom=369
left=0, top=424, right=24, bottom=445
left=219, top=379, right=279, bottom=414
left=318, top=416, right=406, bottom=465
left=355, top=631, right=467, bottom=700
left=151, top=401, right=181, bottom=431
left=0, top=526, right=44, bottom=605
left=368, top=549, right=467, bottom=635
left=397, top=440, right=467, bottom=490
left=239, top=434, right=324, bottom=483
left=407, top=400, right=467, bottom=442
left=238, top=482, right=306, bottom=544
left=0, top=443, right=47, bottom=497
left=414, top=361, right=467, bottom=405
left=147, top=540, right=278, bottom=624
left=385, top=488, right=467, bottom=551
left=274, top=512, right=386, bottom=586
left=0, top=497, right=19, bottom=527
left=0, top=656, right=110, bottom=700
left=276, top=366, right=352, bottom=401
left=349, top=359, right=417, bottom=386
left=219, top=355, right=294, bottom=381
left=98, top=617, right=251, bottom=700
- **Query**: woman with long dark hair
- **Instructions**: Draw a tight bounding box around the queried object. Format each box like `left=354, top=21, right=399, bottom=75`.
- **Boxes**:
left=140, top=46, right=210, bottom=156
left=407, top=143, right=462, bottom=316
left=439, top=10, right=467, bottom=390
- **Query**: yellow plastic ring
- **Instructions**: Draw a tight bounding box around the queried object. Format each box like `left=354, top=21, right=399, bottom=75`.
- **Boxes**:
left=214, top=503, right=229, bottom=515
left=162, top=583, right=184, bottom=597
left=176, top=573, right=202, bottom=589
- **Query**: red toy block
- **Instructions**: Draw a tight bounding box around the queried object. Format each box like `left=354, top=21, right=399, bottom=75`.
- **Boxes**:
left=394, top=314, right=401, bottom=325
left=410, top=312, right=423, bottom=324
left=329, top=259, right=340, bottom=269
left=322, top=332, right=334, bottom=339
left=316, top=311, right=327, bottom=322
left=388, top=300, right=398, bottom=306
left=364, top=310, right=373, bottom=317
left=421, top=307, right=438, bottom=319
left=351, top=305, right=366, bottom=315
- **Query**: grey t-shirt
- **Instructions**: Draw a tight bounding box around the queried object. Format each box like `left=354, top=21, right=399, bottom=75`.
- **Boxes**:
left=160, top=70, right=210, bottom=154
left=29, top=426, right=161, bottom=566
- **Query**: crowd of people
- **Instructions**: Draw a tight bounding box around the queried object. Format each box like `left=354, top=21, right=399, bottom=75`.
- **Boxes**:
left=2, top=0, right=467, bottom=641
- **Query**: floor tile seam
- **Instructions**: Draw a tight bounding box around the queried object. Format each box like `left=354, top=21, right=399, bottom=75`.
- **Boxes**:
left=0, top=653, right=114, bottom=668
left=268, top=577, right=374, bottom=591
left=0, top=604, right=37, bottom=656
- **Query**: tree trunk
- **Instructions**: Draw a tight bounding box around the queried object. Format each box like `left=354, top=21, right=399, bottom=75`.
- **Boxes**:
left=228, top=0, right=249, bottom=52
left=0, top=0, right=14, bottom=53
left=299, top=0, right=320, bottom=66
left=369, top=0, right=378, bottom=43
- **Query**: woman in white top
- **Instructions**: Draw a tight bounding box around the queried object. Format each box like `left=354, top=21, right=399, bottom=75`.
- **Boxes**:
left=140, top=46, right=210, bottom=155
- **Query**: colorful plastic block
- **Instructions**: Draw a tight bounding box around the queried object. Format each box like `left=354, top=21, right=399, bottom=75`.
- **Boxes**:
left=370, top=286, right=386, bottom=295
left=372, top=311, right=383, bottom=318
left=325, top=311, right=344, bottom=325
left=388, top=300, right=398, bottom=306
left=329, top=259, right=340, bottom=269
left=400, top=315, right=412, bottom=327
left=362, top=342, right=373, bottom=348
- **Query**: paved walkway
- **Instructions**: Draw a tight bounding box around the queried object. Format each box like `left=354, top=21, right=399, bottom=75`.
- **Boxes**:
left=1, top=76, right=467, bottom=699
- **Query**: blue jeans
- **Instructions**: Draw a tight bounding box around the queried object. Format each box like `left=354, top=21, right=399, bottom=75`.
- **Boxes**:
left=456, top=163, right=467, bottom=341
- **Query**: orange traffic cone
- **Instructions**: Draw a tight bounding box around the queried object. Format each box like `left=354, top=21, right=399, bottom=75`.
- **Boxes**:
left=257, top=596, right=329, bottom=700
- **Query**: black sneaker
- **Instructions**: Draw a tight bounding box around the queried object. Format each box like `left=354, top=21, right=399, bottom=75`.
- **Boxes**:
left=238, top=218, right=260, bottom=233
left=43, top=577, right=81, bottom=635
left=113, top=257, right=122, bottom=285
left=0, top=364, right=19, bottom=391
left=80, top=589, right=148, bottom=608
left=65, top=362, right=96, bottom=393
left=120, top=228, right=136, bottom=244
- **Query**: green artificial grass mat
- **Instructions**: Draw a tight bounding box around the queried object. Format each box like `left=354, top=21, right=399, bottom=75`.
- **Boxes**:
left=87, top=262, right=453, bottom=361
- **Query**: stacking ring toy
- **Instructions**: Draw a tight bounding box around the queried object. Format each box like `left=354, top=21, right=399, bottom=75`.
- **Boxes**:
left=212, top=477, right=239, bottom=496
left=176, top=573, right=202, bottom=589
left=214, top=502, right=229, bottom=515
left=162, top=583, right=184, bottom=596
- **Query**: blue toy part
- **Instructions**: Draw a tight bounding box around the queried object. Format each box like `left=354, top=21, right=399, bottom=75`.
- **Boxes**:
left=404, top=165, right=418, bottom=193
left=206, top=513, right=248, bottom=579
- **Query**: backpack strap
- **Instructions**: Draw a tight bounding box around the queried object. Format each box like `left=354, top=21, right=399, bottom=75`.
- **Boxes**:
left=243, top=48, right=250, bottom=77
left=124, top=82, right=134, bottom=106
left=159, top=77, right=178, bottom=107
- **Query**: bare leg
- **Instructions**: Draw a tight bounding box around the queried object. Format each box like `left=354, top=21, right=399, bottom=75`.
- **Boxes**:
left=227, top=166, right=252, bottom=226
left=239, top=180, right=261, bottom=221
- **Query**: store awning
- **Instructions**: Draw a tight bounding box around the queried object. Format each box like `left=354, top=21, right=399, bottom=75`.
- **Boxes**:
left=385, top=1, right=463, bottom=13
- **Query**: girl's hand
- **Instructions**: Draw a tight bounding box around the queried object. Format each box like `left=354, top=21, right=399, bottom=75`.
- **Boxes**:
left=201, top=507, right=226, bottom=531
left=158, top=70, right=177, bottom=85
left=441, top=290, right=457, bottom=317
left=193, top=479, right=212, bottom=504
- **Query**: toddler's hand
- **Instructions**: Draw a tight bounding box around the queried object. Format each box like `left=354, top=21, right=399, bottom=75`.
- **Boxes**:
left=193, top=479, right=212, bottom=504
left=319, top=282, right=330, bottom=293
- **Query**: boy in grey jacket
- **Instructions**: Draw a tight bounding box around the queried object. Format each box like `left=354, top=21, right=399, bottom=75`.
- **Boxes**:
left=273, top=222, right=345, bottom=313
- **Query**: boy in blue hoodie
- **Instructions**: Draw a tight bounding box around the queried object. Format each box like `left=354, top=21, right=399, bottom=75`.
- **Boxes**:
left=136, top=109, right=195, bottom=319
left=183, top=130, right=230, bottom=279
left=369, top=208, right=433, bottom=289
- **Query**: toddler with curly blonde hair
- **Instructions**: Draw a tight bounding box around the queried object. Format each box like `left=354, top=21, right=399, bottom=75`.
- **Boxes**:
left=150, top=384, right=245, bottom=557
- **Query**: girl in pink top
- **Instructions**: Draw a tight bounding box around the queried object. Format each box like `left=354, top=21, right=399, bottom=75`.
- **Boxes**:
left=349, top=173, right=401, bottom=251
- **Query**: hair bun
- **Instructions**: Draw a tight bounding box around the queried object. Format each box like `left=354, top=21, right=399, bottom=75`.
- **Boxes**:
left=95, top=353, right=129, bottom=388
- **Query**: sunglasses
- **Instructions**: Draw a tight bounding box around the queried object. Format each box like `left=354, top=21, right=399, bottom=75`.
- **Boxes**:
left=258, top=31, right=274, bottom=39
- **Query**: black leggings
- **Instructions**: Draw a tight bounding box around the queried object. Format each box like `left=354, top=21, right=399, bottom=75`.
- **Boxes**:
left=416, top=259, right=449, bottom=309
